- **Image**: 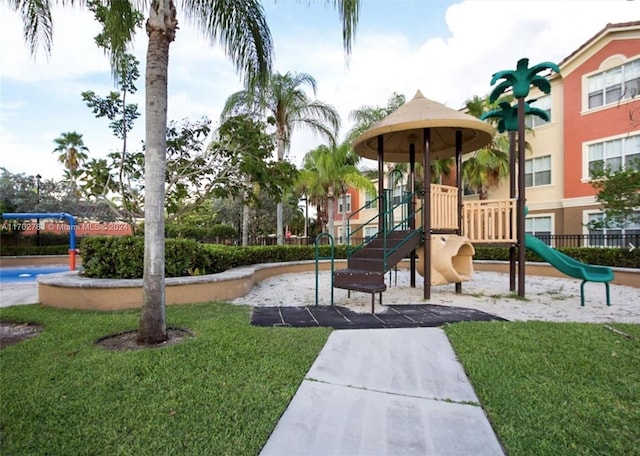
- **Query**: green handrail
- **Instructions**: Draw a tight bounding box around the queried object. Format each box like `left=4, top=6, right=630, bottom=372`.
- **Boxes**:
left=346, top=190, right=423, bottom=272
left=315, top=233, right=334, bottom=307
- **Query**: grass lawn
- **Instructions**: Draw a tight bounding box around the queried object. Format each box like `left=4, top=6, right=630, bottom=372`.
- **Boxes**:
left=445, top=321, right=640, bottom=456
left=2, top=304, right=639, bottom=456
left=0, top=303, right=330, bottom=455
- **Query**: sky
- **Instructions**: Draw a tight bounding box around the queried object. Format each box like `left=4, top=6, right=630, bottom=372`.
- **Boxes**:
left=0, top=0, right=638, bottom=181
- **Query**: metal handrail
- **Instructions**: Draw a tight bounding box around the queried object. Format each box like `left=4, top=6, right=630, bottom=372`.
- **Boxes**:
left=346, top=190, right=423, bottom=271
left=315, top=233, right=334, bottom=306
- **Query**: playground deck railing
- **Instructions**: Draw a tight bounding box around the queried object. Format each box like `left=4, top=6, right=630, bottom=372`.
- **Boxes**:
left=462, top=198, right=517, bottom=243
left=430, top=184, right=459, bottom=231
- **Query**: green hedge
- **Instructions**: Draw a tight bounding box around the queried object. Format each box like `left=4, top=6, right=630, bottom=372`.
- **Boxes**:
left=82, top=237, right=212, bottom=279
left=79, top=237, right=638, bottom=280
left=165, top=223, right=237, bottom=243
left=81, top=237, right=347, bottom=279
left=474, top=246, right=640, bottom=268
left=0, top=245, right=70, bottom=256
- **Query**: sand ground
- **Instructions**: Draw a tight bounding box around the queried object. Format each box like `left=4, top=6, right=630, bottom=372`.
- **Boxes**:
left=231, top=269, right=640, bottom=323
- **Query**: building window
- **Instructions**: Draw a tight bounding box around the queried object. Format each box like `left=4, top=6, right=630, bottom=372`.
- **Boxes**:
left=338, top=194, right=351, bottom=214
left=364, top=191, right=376, bottom=209
left=526, top=216, right=552, bottom=236
left=337, top=226, right=351, bottom=243
left=392, top=184, right=403, bottom=205
left=525, top=95, right=551, bottom=128
left=525, top=155, right=551, bottom=187
left=588, top=134, right=640, bottom=176
left=526, top=216, right=552, bottom=244
left=463, top=185, right=478, bottom=196
left=587, top=212, right=640, bottom=248
left=587, top=58, right=640, bottom=109
left=364, top=225, right=378, bottom=241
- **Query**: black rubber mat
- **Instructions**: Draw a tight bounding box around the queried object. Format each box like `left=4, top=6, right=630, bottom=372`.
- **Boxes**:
left=250, top=304, right=507, bottom=329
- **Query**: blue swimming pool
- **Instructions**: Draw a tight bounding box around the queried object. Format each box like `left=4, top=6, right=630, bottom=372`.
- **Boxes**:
left=0, top=266, right=73, bottom=283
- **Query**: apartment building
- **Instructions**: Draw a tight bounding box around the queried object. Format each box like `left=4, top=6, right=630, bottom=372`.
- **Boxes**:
left=335, top=21, right=639, bottom=246
left=521, top=21, right=640, bottom=244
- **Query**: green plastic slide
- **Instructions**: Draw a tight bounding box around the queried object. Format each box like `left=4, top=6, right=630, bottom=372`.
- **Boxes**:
left=524, top=234, right=613, bottom=306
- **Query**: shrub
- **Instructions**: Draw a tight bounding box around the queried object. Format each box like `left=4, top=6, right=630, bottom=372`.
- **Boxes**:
left=165, top=223, right=237, bottom=244
left=474, top=246, right=639, bottom=268
left=81, top=238, right=349, bottom=279
left=0, top=245, right=70, bottom=256
left=82, top=237, right=212, bottom=279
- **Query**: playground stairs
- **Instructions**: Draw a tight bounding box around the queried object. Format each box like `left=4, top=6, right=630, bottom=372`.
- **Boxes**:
left=334, top=230, right=422, bottom=311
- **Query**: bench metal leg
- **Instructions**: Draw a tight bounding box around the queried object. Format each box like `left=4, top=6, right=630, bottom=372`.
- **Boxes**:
left=371, top=293, right=375, bottom=314
left=605, top=282, right=611, bottom=307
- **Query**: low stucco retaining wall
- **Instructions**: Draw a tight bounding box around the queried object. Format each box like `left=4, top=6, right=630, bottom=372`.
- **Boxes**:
left=0, top=255, right=80, bottom=268
left=32, top=259, right=639, bottom=310
left=38, top=260, right=348, bottom=310
left=474, top=261, right=639, bottom=288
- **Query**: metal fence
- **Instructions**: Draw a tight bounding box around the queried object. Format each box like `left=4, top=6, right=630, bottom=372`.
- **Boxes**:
left=533, top=233, right=640, bottom=249
left=286, top=234, right=639, bottom=249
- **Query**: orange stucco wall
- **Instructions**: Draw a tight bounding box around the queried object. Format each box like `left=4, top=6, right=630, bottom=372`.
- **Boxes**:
left=563, top=38, right=640, bottom=199
left=334, top=187, right=361, bottom=221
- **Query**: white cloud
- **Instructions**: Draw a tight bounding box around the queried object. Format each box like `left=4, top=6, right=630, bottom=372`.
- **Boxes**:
left=0, top=4, right=112, bottom=82
left=1, top=0, right=638, bottom=178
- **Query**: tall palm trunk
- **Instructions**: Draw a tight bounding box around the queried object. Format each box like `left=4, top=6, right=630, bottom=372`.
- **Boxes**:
left=242, top=202, right=250, bottom=247
left=327, top=195, right=335, bottom=238
left=138, top=0, right=177, bottom=344
left=341, top=191, right=348, bottom=244
left=276, top=136, right=286, bottom=245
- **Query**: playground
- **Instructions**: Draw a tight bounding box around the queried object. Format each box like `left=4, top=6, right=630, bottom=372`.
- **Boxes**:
left=232, top=268, right=640, bottom=324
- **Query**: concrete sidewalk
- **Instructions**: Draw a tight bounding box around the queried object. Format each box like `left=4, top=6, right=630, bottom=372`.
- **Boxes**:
left=0, top=283, right=38, bottom=307
left=261, top=328, right=504, bottom=455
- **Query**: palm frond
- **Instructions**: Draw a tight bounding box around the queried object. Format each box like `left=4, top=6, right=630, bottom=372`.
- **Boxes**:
left=182, top=0, right=273, bottom=90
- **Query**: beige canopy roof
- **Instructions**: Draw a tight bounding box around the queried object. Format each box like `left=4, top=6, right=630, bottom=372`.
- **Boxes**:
left=352, top=91, right=495, bottom=162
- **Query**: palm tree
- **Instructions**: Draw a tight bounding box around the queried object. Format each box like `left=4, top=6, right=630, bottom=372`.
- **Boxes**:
left=462, top=95, right=513, bottom=200
left=488, top=57, right=560, bottom=297
left=52, top=131, right=89, bottom=174
left=296, top=165, right=328, bottom=234
left=299, top=142, right=375, bottom=241
left=52, top=131, right=89, bottom=195
left=10, top=0, right=361, bottom=345
left=461, top=138, right=510, bottom=199
left=347, top=92, right=405, bottom=142
left=221, top=71, right=341, bottom=245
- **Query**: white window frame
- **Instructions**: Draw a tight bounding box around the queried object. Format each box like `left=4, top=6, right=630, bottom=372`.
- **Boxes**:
left=363, top=225, right=377, bottom=240
left=338, top=194, right=352, bottom=214
left=582, top=132, right=640, bottom=182
left=364, top=190, right=376, bottom=209
left=584, top=56, right=640, bottom=111
left=525, top=214, right=554, bottom=237
left=524, top=155, right=552, bottom=188
left=337, top=226, right=351, bottom=243
left=583, top=210, right=640, bottom=248
left=525, top=95, right=551, bottom=128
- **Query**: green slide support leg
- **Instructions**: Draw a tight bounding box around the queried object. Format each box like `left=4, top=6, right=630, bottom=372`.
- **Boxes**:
left=581, top=280, right=612, bottom=307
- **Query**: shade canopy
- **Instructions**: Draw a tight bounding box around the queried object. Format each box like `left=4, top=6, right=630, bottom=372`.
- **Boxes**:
left=353, top=91, right=495, bottom=162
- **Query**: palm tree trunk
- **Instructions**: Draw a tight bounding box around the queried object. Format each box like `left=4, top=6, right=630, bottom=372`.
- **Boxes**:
left=242, top=202, right=249, bottom=247
left=341, top=192, right=348, bottom=244
left=138, top=0, right=177, bottom=344
left=327, top=197, right=335, bottom=239
left=276, top=137, right=286, bottom=245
